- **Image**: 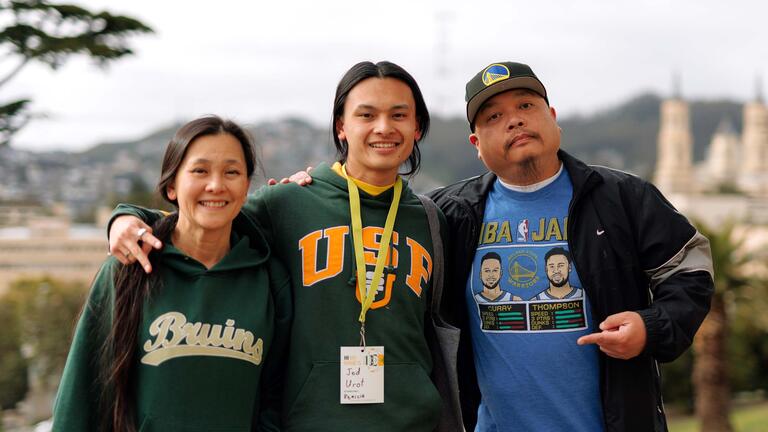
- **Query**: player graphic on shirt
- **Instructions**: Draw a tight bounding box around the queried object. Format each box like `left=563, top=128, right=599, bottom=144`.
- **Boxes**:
left=534, top=247, right=584, bottom=300
left=517, top=219, right=529, bottom=242
left=474, top=252, right=522, bottom=303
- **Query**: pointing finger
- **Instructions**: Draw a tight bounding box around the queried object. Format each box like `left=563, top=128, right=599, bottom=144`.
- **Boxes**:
left=577, top=333, right=602, bottom=346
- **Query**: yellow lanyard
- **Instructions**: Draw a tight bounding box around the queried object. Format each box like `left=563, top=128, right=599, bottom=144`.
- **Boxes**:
left=343, top=166, right=402, bottom=331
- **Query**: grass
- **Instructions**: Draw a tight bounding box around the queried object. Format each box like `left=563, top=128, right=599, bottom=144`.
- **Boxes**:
left=668, top=402, right=768, bottom=432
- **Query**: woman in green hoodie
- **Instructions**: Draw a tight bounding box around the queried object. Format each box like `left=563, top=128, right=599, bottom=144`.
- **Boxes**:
left=53, top=116, right=291, bottom=431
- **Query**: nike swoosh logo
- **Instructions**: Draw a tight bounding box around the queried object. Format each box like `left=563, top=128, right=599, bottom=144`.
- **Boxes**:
left=596, top=229, right=605, bottom=236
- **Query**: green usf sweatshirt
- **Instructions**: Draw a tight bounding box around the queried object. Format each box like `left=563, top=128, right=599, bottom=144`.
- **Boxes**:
left=249, top=164, right=445, bottom=431
left=53, top=214, right=291, bottom=432
left=111, top=164, right=446, bottom=431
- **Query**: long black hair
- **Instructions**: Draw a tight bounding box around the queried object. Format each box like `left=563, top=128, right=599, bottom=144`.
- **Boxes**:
left=100, top=116, right=256, bottom=431
left=331, top=61, right=430, bottom=176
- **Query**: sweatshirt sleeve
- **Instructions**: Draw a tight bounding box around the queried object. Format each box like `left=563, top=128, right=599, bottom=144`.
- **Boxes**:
left=106, top=203, right=167, bottom=238
left=242, top=187, right=276, bottom=247
left=255, top=258, right=293, bottom=431
left=52, top=259, right=117, bottom=432
left=109, top=193, right=275, bottom=245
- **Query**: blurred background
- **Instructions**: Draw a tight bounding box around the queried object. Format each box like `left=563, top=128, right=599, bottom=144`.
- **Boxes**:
left=1, top=1, right=766, bottom=431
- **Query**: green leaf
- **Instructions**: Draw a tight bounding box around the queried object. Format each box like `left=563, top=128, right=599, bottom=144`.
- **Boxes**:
left=0, top=99, right=32, bottom=146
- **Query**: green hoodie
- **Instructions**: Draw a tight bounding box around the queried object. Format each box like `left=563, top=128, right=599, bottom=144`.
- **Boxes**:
left=111, top=164, right=446, bottom=431
left=53, top=214, right=292, bottom=432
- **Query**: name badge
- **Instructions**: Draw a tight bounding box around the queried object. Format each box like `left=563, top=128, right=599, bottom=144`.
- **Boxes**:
left=340, top=346, right=384, bottom=404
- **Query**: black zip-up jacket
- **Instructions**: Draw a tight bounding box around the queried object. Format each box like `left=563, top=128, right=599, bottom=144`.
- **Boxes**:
left=428, top=150, right=714, bottom=432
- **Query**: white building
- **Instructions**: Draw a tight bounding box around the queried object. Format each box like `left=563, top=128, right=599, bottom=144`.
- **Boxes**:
left=653, top=81, right=768, bottom=271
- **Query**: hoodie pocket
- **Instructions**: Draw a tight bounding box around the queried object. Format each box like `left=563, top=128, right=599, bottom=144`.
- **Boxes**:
left=285, top=361, right=442, bottom=432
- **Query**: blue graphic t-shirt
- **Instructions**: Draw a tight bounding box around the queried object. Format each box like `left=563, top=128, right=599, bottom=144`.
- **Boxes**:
left=467, top=167, right=604, bottom=432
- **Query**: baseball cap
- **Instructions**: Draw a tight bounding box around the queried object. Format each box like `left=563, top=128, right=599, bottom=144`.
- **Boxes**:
left=465, top=61, right=548, bottom=127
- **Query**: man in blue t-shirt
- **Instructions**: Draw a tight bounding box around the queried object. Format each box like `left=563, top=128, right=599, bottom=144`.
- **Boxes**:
left=430, top=61, right=715, bottom=431
left=464, top=154, right=604, bottom=431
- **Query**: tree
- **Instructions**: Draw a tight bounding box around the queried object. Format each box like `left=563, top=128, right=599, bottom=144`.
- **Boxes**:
left=0, top=299, right=28, bottom=410
left=0, top=276, right=88, bottom=422
left=4, top=277, right=88, bottom=383
left=0, top=0, right=153, bottom=146
left=691, top=221, right=764, bottom=432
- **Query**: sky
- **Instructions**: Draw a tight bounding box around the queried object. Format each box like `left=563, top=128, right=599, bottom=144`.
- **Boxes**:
left=6, top=0, right=768, bottom=151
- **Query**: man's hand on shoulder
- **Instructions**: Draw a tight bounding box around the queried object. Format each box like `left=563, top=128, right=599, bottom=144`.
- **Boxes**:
left=577, top=311, right=647, bottom=360
left=109, top=215, right=162, bottom=273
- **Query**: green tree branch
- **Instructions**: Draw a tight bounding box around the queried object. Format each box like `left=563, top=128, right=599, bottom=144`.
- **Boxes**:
left=0, top=0, right=153, bottom=146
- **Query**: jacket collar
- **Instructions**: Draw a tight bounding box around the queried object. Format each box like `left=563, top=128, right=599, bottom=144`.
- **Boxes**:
left=460, top=149, right=602, bottom=205
left=558, top=149, right=603, bottom=200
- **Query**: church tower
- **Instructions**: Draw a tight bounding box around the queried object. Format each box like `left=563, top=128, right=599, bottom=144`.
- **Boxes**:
left=654, top=76, right=694, bottom=194
left=706, top=119, right=741, bottom=188
left=739, top=77, right=768, bottom=195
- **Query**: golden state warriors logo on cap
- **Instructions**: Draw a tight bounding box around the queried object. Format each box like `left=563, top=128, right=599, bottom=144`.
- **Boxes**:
left=482, top=64, right=510, bottom=86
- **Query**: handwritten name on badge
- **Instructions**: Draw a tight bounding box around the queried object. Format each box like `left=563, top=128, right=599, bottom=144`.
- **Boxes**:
left=340, top=346, right=384, bottom=404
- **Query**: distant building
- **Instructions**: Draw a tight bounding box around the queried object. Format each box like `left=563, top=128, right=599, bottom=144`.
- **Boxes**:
left=0, top=216, right=106, bottom=296
left=653, top=79, right=768, bottom=269
left=654, top=95, right=694, bottom=193
left=656, top=79, right=768, bottom=198
left=740, top=91, right=768, bottom=195
left=0, top=201, right=47, bottom=227
left=704, top=119, right=741, bottom=187
left=0, top=214, right=108, bottom=425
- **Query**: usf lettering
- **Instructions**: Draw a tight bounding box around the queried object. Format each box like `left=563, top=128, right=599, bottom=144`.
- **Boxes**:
left=298, top=225, right=432, bottom=306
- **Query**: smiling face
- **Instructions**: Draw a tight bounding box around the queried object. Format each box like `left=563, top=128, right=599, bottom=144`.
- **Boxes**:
left=480, top=257, right=502, bottom=290
left=470, top=89, right=561, bottom=185
left=545, top=253, right=571, bottom=288
left=166, top=133, right=250, bottom=238
left=336, top=77, right=422, bottom=186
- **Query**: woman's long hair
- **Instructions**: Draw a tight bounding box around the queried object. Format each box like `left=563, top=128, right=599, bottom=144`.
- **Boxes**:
left=100, top=116, right=256, bottom=431
left=100, top=213, right=177, bottom=431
